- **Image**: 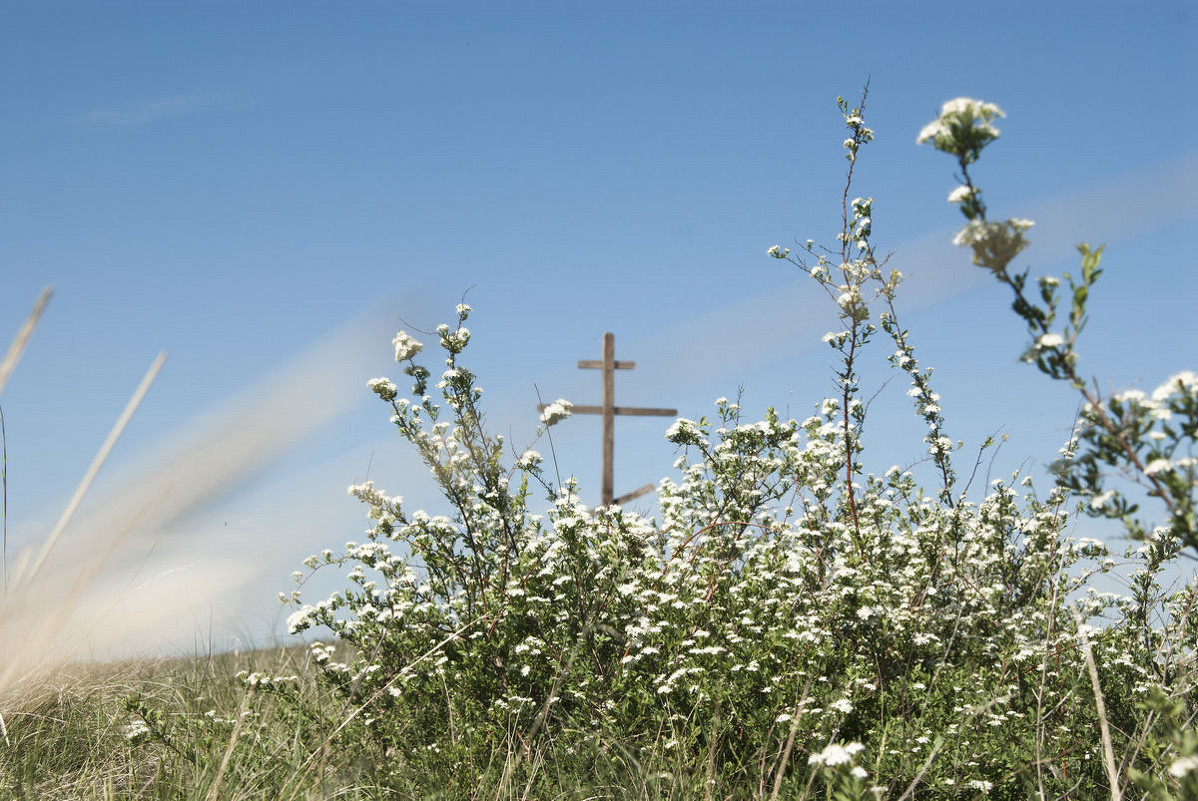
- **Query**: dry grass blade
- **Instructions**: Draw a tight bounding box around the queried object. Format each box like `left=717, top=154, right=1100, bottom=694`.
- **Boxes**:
left=767, top=684, right=811, bottom=801
left=24, top=352, right=168, bottom=586
left=0, top=351, right=167, bottom=700
left=1074, top=608, right=1123, bottom=801
left=206, top=683, right=257, bottom=801
left=0, top=287, right=53, bottom=400
left=1, top=288, right=54, bottom=593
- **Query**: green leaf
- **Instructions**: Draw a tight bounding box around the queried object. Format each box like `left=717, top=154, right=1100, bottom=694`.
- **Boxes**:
left=1077, top=242, right=1105, bottom=283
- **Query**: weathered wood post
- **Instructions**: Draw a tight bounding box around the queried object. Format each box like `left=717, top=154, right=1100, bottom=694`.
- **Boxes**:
left=539, top=332, right=676, bottom=506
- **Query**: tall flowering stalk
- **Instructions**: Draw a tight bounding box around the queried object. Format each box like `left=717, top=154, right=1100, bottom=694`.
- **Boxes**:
left=918, top=97, right=1198, bottom=559
left=920, top=96, right=1197, bottom=798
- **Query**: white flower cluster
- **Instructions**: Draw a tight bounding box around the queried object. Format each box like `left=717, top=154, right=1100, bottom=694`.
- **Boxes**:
left=346, top=480, right=403, bottom=526
left=392, top=330, right=422, bottom=362
left=1144, top=458, right=1173, bottom=476
left=437, top=323, right=470, bottom=351
left=947, top=185, right=976, bottom=204
left=917, top=97, right=1006, bottom=146
left=286, top=604, right=317, bottom=634
left=124, top=720, right=150, bottom=742
left=238, top=670, right=299, bottom=688
left=951, top=220, right=995, bottom=248
left=951, top=217, right=1035, bottom=272
left=366, top=377, right=398, bottom=401
left=808, top=741, right=865, bottom=768
left=952, top=218, right=1034, bottom=248
left=539, top=398, right=573, bottom=426
left=822, top=330, right=850, bottom=348
left=1169, top=755, right=1198, bottom=778
left=515, top=449, right=542, bottom=470
left=665, top=417, right=704, bottom=446
left=1152, top=370, right=1198, bottom=402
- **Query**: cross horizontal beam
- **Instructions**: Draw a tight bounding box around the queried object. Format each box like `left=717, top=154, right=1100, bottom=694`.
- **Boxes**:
left=614, top=483, right=656, bottom=506
left=578, top=359, right=635, bottom=370
left=539, top=404, right=677, bottom=417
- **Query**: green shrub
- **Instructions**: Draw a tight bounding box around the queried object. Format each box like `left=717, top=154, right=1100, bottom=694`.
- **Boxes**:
left=285, top=89, right=1197, bottom=798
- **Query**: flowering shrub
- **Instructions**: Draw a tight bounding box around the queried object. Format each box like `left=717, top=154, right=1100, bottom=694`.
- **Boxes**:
left=283, top=91, right=1196, bottom=797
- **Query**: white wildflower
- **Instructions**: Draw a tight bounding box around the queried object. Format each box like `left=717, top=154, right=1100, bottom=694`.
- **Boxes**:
left=1089, top=489, right=1116, bottom=510
left=515, top=450, right=542, bottom=469
left=808, top=741, right=865, bottom=767
left=287, top=605, right=316, bottom=634
left=1114, top=389, right=1146, bottom=405
left=392, top=331, right=423, bottom=362
left=1144, top=458, right=1172, bottom=476
left=666, top=418, right=703, bottom=445
left=952, top=220, right=992, bottom=247
left=1152, top=370, right=1198, bottom=402
left=1169, top=755, right=1198, bottom=777
left=1037, top=333, right=1066, bottom=348
left=539, top=399, right=573, bottom=426
left=917, top=98, right=1006, bottom=145
left=443, top=326, right=470, bottom=348
left=366, top=377, right=398, bottom=400
left=124, top=720, right=151, bottom=741
left=916, top=119, right=945, bottom=145
left=947, top=185, right=975, bottom=203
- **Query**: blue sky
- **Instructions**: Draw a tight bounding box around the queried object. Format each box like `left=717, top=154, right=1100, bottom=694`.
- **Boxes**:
left=1, top=2, right=1195, bottom=654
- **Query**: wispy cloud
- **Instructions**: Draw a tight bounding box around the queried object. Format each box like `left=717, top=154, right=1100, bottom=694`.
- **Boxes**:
left=632, top=150, right=1198, bottom=393
left=82, top=92, right=206, bottom=127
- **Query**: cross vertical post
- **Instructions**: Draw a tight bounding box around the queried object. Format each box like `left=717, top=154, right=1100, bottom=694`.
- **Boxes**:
left=601, top=332, right=615, bottom=505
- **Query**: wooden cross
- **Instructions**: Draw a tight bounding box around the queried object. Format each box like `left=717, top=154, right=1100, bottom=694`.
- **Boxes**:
left=539, top=332, right=676, bottom=506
